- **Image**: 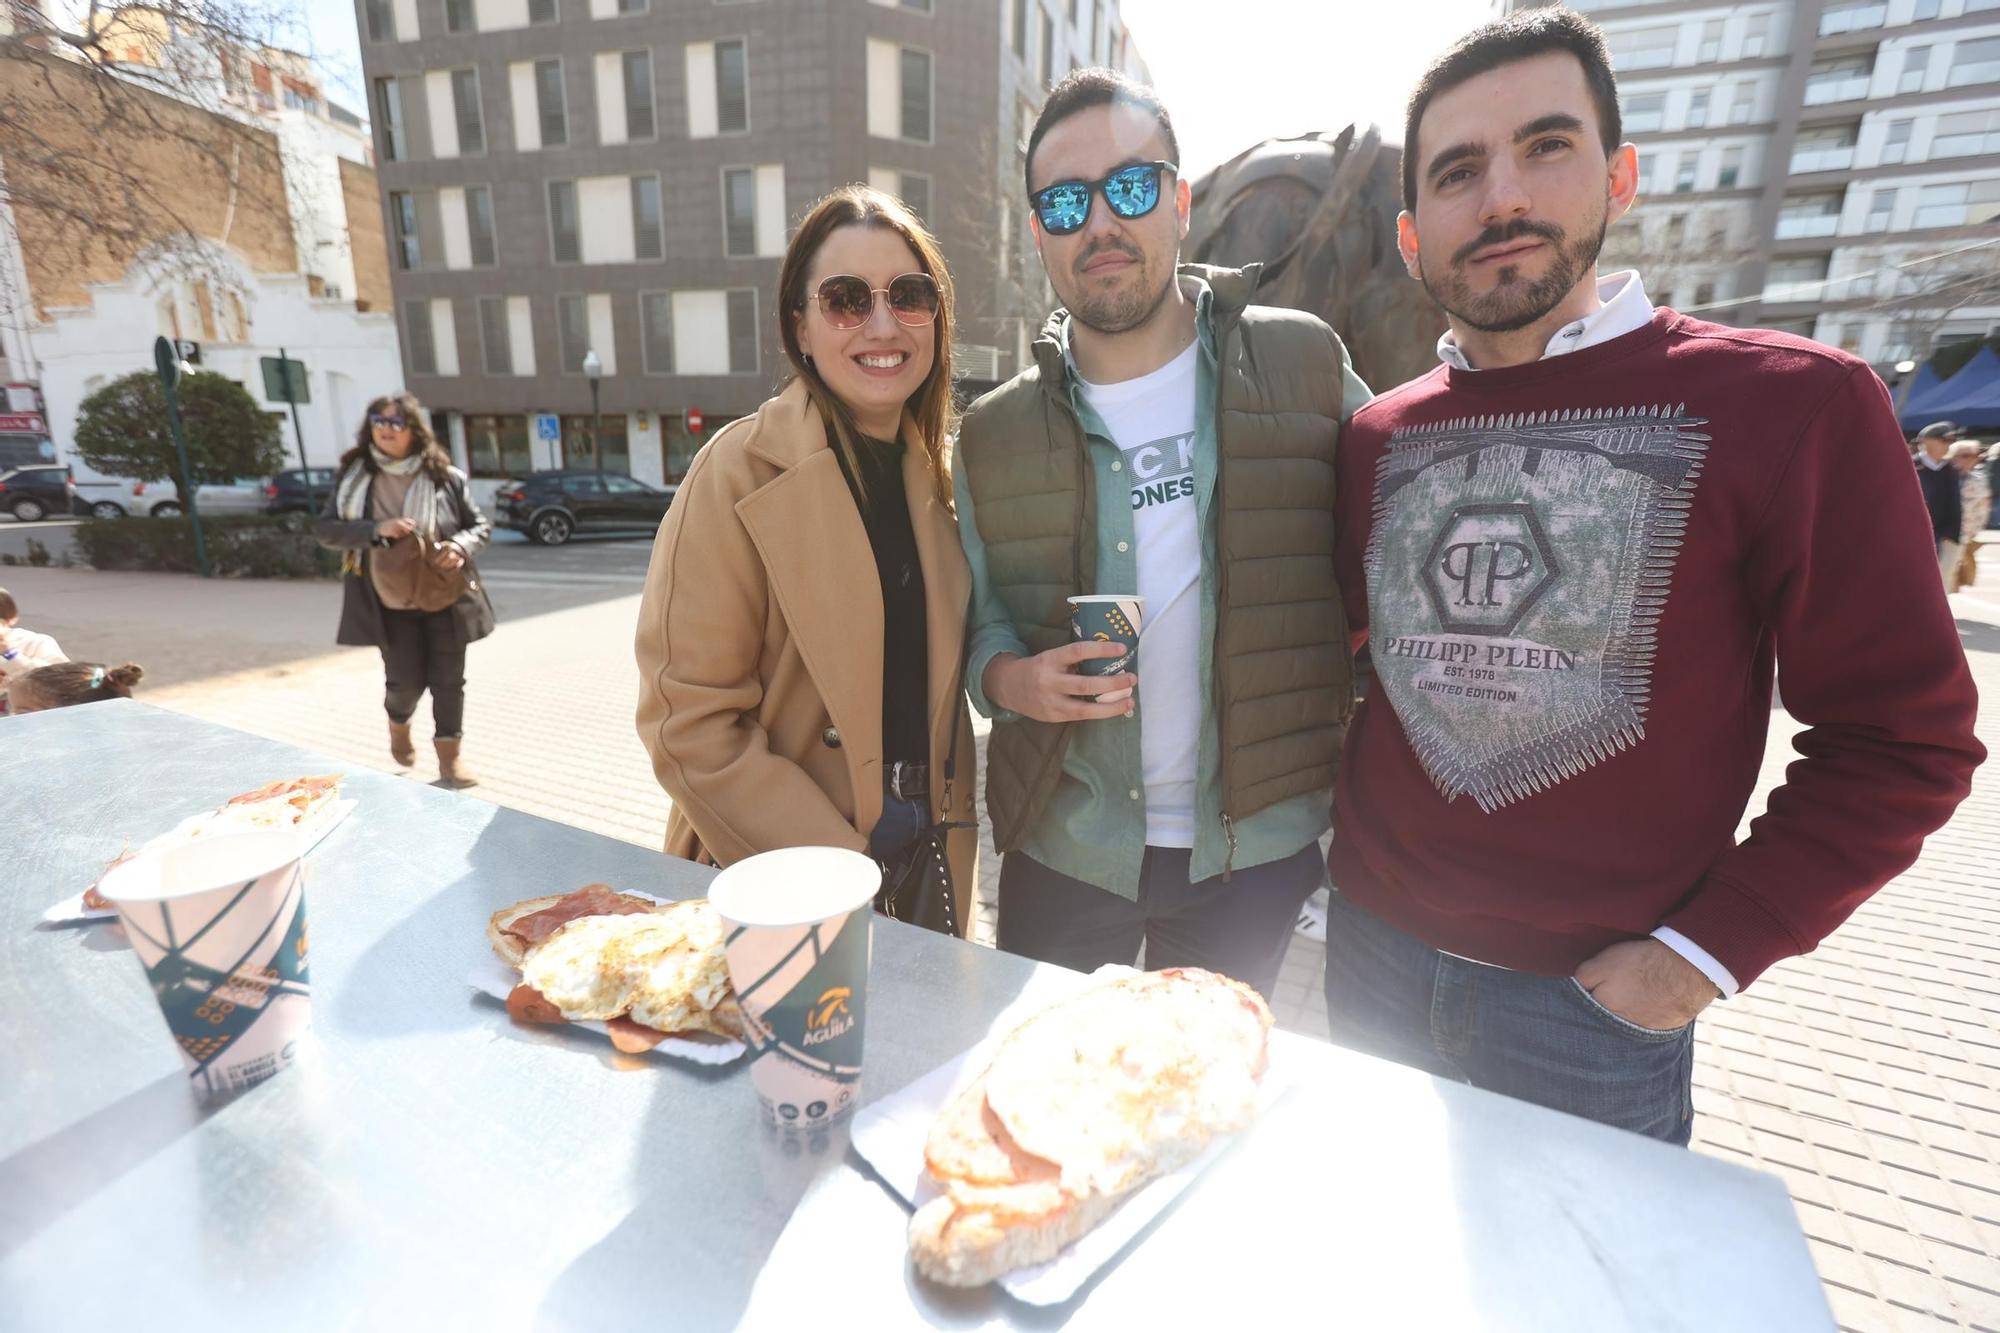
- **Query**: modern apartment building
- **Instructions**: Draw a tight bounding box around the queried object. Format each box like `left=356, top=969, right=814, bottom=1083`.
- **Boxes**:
left=1508, top=0, right=2000, bottom=369
left=357, top=0, right=1145, bottom=502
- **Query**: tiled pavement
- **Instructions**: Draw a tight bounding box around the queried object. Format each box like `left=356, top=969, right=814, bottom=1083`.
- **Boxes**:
left=14, top=555, right=2000, bottom=1329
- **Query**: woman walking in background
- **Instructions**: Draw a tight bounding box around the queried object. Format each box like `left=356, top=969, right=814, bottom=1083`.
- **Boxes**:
left=635, top=185, right=975, bottom=926
left=317, top=393, right=494, bottom=788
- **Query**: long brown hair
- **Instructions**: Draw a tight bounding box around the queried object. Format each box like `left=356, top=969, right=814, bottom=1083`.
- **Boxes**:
left=337, top=391, right=453, bottom=484
left=777, top=186, right=957, bottom=508
left=13, top=660, right=143, bottom=710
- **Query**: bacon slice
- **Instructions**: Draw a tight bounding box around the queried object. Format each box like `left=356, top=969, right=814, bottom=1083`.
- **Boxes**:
left=224, top=775, right=341, bottom=818
left=501, top=884, right=654, bottom=952
left=506, top=984, right=566, bottom=1025
left=605, top=1018, right=670, bottom=1053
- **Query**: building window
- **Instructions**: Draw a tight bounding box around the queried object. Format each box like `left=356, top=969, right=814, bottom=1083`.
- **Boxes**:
left=1664, top=213, right=1686, bottom=248
left=618, top=0, right=646, bottom=12
left=445, top=0, right=474, bottom=33
left=1694, top=282, right=1714, bottom=307
left=1674, top=157, right=1697, bottom=193
left=375, top=77, right=406, bottom=160
left=1041, top=11, right=1055, bottom=84
left=1697, top=19, right=1721, bottom=64
left=1742, top=13, right=1769, bottom=57
left=1716, top=147, right=1742, bottom=190
left=1685, top=90, right=1708, bottom=129
left=557, top=294, right=591, bottom=374
left=1933, top=109, right=2000, bottom=159
left=1729, top=82, right=1754, bottom=124
left=900, top=48, right=932, bottom=142
left=723, top=167, right=757, bottom=256
left=549, top=180, right=580, bottom=263
left=727, top=289, right=758, bottom=373
left=1948, top=38, right=2000, bottom=89
left=641, top=291, right=674, bottom=372
left=623, top=50, right=656, bottom=140
left=1915, top=180, right=2000, bottom=229
left=451, top=68, right=484, bottom=155
left=1865, top=187, right=1896, bottom=231
left=1623, top=92, right=1664, bottom=134
left=1881, top=118, right=1913, bottom=165
left=899, top=171, right=931, bottom=222
left=478, top=297, right=513, bottom=375
left=1090, top=0, right=1100, bottom=60
left=632, top=174, right=664, bottom=260
left=1901, top=47, right=1930, bottom=95
left=404, top=300, right=436, bottom=375
left=530, top=0, right=557, bottom=23
left=467, top=415, right=532, bottom=479
left=1012, top=0, right=1027, bottom=56
left=465, top=186, right=497, bottom=266
left=365, top=0, right=394, bottom=41
left=716, top=39, right=749, bottom=133
left=1913, top=0, right=1940, bottom=16
left=536, top=58, right=568, bottom=146
left=1635, top=152, right=1656, bottom=187
left=560, top=416, right=629, bottom=473
left=390, top=191, right=420, bottom=269
left=1607, top=26, right=1676, bottom=72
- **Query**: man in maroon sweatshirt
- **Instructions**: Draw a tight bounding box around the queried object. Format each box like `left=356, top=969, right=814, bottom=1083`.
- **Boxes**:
left=1326, top=9, right=1983, bottom=1145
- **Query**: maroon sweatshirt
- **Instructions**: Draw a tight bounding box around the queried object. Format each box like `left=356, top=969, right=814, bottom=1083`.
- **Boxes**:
left=1331, top=310, right=1982, bottom=988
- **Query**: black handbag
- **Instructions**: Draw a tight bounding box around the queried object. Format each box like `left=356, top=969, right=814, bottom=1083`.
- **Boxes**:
left=873, top=679, right=973, bottom=936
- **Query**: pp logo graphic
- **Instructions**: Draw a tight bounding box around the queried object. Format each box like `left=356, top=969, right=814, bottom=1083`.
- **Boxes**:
left=1422, top=503, right=1560, bottom=636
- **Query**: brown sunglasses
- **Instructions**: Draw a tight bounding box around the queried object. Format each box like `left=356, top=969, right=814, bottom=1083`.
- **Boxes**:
left=807, top=272, right=941, bottom=330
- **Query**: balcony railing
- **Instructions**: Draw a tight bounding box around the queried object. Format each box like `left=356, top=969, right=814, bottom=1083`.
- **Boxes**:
left=1775, top=214, right=1842, bottom=239
left=1803, top=74, right=1873, bottom=104
left=1789, top=145, right=1856, bottom=172
left=1818, top=3, right=1886, bottom=35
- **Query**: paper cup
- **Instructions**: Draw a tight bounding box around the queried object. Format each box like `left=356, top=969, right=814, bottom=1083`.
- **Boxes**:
left=1069, top=594, right=1144, bottom=702
left=98, top=829, right=312, bottom=1101
left=709, top=847, right=879, bottom=1128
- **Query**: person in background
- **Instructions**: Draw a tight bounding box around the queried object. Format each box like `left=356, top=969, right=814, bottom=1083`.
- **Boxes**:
left=0, top=585, right=67, bottom=708
left=1953, top=439, right=1991, bottom=593
left=1914, top=421, right=1963, bottom=592
left=634, top=186, right=976, bottom=921
left=5, top=660, right=142, bottom=715
left=316, top=393, right=494, bottom=788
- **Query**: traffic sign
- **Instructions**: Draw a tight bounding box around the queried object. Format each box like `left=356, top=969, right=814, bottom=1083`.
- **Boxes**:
left=174, top=339, right=201, bottom=365
left=534, top=413, right=560, bottom=442
left=260, top=355, right=310, bottom=404
left=687, top=408, right=704, bottom=433
left=153, top=336, right=182, bottom=389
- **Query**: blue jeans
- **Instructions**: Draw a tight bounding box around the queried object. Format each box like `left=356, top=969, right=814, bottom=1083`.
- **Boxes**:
left=868, top=793, right=928, bottom=861
left=1322, top=892, right=1696, bottom=1145
left=996, top=844, right=1323, bottom=1001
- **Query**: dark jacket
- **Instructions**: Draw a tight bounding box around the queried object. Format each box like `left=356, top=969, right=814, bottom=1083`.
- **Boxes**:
left=315, top=465, right=496, bottom=647
left=1916, top=456, right=1963, bottom=546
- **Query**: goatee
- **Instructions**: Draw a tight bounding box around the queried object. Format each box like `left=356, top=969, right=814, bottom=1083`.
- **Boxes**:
left=1419, top=212, right=1608, bottom=334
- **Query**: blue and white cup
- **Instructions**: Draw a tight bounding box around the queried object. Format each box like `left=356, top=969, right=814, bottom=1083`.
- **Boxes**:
left=98, top=829, right=312, bottom=1101
left=1068, top=594, right=1145, bottom=704
left=709, top=847, right=879, bottom=1128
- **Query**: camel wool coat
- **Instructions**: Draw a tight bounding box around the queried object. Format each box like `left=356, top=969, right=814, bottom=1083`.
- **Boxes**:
left=635, top=380, right=977, bottom=929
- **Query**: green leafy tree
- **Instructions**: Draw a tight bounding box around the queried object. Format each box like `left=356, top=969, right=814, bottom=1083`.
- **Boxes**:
left=73, top=370, right=286, bottom=506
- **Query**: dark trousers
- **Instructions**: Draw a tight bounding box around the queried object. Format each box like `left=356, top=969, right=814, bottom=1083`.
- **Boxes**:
left=1322, top=892, right=1696, bottom=1146
left=996, top=844, right=1322, bottom=1001
left=380, top=608, right=467, bottom=739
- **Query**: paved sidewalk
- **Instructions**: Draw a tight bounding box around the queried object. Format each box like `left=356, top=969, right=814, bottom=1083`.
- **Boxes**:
left=10, top=558, right=1999, bottom=1330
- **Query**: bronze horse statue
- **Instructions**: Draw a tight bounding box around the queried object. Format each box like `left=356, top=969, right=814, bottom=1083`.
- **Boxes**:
left=1187, top=125, right=1446, bottom=393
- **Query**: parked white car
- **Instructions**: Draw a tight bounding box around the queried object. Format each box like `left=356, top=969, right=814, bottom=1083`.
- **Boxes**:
left=74, top=476, right=269, bottom=518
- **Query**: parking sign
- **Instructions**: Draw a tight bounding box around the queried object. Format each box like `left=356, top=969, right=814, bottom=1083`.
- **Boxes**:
left=534, top=413, right=560, bottom=443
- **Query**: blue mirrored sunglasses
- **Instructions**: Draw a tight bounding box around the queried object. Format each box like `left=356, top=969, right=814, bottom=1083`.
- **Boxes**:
left=1029, top=161, right=1177, bottom=236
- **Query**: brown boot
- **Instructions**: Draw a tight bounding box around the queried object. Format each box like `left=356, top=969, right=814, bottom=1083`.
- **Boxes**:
left=434, top=737, right=478, bottom=789
left=388, top=719, right=416, bottom=768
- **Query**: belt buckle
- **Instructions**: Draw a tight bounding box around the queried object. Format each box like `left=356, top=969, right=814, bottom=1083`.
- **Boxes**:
left=890, top=760, right=922, bottom=801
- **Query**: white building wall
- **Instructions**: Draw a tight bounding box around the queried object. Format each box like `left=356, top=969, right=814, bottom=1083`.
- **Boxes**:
left=506, top=297, right=536, bottom=375
left=430, top=297, right=460, bottom=376
left=596, top=52, right=626, bottom=146
left=586, top=293, right=616, bottom=375
left=685, top=43, right=718, bottom=138
left=424, top=71, right=461, bottom=158
left=392, top=0, right=419, bottom=41
left=754, top=165, right=786, bottom=257
left=578, top=176, right=636, bottom=262
left=509, top=62, right=542, bottom=152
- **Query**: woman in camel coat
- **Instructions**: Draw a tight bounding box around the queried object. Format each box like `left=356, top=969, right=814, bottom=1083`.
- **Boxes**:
left=634, top=186, right=975, bottom=927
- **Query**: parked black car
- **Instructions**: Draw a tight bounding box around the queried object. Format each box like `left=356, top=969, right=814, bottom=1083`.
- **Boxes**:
left=0, top=464, right=79, bottom=522
left=264, top=467, right=337, bottom=515
left=494, top=469, right=677, bottom=545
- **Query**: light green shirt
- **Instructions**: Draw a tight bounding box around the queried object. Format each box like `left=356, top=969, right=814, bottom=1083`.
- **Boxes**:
left=953, top=277, right=1373, bottom=898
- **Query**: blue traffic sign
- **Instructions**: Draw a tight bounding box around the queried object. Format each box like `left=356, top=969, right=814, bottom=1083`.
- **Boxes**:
left=534, top=413, right=560, bottom=442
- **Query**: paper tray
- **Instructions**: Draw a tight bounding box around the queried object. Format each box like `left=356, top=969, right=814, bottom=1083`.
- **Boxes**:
left=466, top=955, right=749, bottom=1067
left=42, top=797, right=358, bottom=926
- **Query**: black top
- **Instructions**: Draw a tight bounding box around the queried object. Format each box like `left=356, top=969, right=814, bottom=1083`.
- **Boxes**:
left=1917, top=457, right=1962, bottom=544
left=850, top=436, right=930, bottom=771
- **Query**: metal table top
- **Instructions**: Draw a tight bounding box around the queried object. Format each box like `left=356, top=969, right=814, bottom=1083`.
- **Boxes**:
left=2, top=701, right=1831, bottom=1331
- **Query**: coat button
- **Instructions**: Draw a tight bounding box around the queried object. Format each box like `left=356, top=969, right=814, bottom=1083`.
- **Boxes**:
left=822, top=726, right=841, bottom=749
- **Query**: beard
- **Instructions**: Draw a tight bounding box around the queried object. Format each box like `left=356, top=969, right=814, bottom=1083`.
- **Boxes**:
left=1418, top=209, right=1607, bottom=335
left=1061, top=240, right=1176, bottom=335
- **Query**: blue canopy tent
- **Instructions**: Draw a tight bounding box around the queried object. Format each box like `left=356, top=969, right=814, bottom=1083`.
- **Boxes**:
left=1894, top=361, right=1945, bottom=427
left=1900, top=347, right=2000, bottom=433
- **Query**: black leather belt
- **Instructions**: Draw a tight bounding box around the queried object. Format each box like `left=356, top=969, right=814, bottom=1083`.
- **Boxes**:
left=888, top=760, right=928, bottom=801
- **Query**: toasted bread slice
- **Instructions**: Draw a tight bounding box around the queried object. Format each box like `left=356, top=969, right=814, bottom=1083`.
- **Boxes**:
left=486, top=885, right=658, bottom=966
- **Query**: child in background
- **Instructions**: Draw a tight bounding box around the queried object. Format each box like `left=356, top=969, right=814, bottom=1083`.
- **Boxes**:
left=0, top=586, right=67, bottom=683
left=5, top=661, right=143, bottom=715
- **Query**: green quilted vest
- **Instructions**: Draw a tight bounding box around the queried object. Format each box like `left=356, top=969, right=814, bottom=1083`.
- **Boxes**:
left=959, top=264, right=1356, bottom=853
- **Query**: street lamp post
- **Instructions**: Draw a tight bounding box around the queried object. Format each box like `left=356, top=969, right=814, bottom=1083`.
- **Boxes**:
left=582, top=349, right=603, bottom=480
left=1892, top=357, right=1920, bottom=419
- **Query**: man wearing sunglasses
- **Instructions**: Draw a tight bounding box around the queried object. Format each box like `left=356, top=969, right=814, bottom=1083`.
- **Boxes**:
left=953, top=70, right=1371, bottom=999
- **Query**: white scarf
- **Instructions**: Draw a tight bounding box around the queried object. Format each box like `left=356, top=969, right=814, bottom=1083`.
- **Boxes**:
left=336, top=447, right=446, bottom=575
